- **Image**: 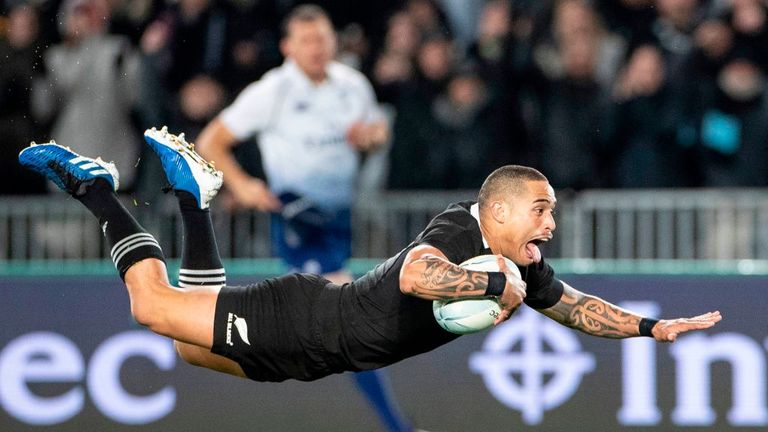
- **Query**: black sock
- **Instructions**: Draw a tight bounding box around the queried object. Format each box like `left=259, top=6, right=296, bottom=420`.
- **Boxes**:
left=77, top=179, right=165, bottom=279
left=176, top=190, right=226, bottom=289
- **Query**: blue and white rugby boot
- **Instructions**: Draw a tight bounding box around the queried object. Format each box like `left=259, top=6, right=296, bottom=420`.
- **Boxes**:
left=18, top=141, right=119, bottom=195
left=143, top=126, right=223, bottom=209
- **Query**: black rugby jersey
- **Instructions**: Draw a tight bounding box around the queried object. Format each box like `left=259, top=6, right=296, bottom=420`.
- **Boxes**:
left=316, top=201, right=564, bottom=372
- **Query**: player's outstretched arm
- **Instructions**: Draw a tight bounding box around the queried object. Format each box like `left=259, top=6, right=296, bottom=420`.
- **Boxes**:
left=539, top=282, right=722, bottom=342
left=196, top=118, right=281, bottom=211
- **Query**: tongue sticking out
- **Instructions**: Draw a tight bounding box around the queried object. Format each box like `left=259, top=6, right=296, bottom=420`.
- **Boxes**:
left=526, top=242, right=542, bottom=263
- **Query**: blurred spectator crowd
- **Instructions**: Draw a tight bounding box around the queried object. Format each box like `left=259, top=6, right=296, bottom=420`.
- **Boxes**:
left=2, top=0, right=768, bottom=199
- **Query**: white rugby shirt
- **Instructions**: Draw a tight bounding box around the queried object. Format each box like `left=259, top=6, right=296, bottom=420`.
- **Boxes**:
left=220, top=59, right=382, bottom=208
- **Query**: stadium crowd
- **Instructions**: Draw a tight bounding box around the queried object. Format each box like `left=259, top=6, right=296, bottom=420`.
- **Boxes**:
left=2, top=0, right=768, bottom=198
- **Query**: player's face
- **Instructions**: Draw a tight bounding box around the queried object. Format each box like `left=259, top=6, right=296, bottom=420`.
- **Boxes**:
left=502, top=180, right=557, bottom=266
left=283, top=18, right=336, bottom=82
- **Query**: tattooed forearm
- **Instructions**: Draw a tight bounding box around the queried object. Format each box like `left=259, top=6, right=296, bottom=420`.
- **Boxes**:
left=542, top=284, right=641, bottom=338
left=412, top=257, right=488, bottom=300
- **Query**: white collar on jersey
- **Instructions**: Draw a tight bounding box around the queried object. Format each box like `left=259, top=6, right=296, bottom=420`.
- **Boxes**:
left=470, top=203, right=490, bottom=249
left=284, top=58, right=333, bottom=87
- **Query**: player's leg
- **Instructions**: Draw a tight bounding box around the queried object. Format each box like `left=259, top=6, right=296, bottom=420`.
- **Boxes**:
left=143, top=127, right=246, bottom=375
left=123, top=258, right=219, bottom=347
left=171, top=183, right=235, bottom=371
left=176, top=191, right=226, bottom=289
left=172, top=173, right=226, bottom=290
left=173, top=341, right=246, bottom=377
left=17, top=142, right=218, bottom=349
left=353, top=369, right=413, bottom=432
left=143, top=127, right=224, bottom=298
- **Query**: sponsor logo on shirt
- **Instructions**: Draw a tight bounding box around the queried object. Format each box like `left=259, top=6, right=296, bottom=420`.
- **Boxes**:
left=305, top=135, right=347, bottom=148
left=226, top=313, right=251, bottom=346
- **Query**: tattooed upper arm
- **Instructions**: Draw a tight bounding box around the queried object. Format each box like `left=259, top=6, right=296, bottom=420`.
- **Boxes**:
left=539, top=283, right=642, bottom=338
left=412, top=256, right=487, bottom=299
left=399, top=245, right=488, bottom=300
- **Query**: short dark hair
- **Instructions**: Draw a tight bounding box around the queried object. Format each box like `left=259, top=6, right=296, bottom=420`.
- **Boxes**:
left=478, top=165, right=548, bottom=207
left=281, top=4, right=332, bottom=37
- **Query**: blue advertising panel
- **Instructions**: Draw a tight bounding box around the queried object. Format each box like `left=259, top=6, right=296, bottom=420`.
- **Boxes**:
left=0, top=272, right=764, bottom=431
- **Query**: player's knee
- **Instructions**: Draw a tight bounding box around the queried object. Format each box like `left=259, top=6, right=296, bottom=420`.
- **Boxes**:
left=126, top=279, right=167, bottom=330
left=129, top=300, right=152, bottom=328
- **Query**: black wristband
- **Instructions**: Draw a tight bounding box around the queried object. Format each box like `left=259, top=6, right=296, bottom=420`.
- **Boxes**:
left=639, top=318, right=659, bottom=337
left=485, top=272, right=506, bottom=296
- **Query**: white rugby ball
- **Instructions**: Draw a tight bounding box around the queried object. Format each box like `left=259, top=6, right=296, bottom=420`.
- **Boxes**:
left=432, top=255, right=521, bottom=334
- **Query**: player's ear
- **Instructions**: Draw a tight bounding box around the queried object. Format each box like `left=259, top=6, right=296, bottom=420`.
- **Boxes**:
left=280, top=37, right=291, bottom=57
left=330, top=32, right=339, bottom=56
left=489, top=200, right=506, bottom=223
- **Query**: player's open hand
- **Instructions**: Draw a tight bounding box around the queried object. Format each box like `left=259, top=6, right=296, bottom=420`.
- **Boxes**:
left=652, top=311, right=722, bottom=342
left=231, top=177, right=282, bottom=212
left=346, top=121, right=389, bottom=151
left=494, top=254, right=526, bottom=325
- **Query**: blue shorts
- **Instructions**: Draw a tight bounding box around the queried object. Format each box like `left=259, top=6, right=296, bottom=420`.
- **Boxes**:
left=270, top=209, right=351, bottom=274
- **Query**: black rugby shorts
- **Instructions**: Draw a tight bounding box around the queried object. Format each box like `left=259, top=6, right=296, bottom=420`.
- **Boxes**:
left=211, top=273, right=337, bottom=382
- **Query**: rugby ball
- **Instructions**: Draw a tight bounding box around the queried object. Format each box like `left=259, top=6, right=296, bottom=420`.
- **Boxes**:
left=432, top=255, right=521, bottom=334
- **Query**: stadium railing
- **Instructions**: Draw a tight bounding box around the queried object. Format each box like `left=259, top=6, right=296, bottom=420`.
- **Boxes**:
left=2, top=189, right=768, bottom=264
